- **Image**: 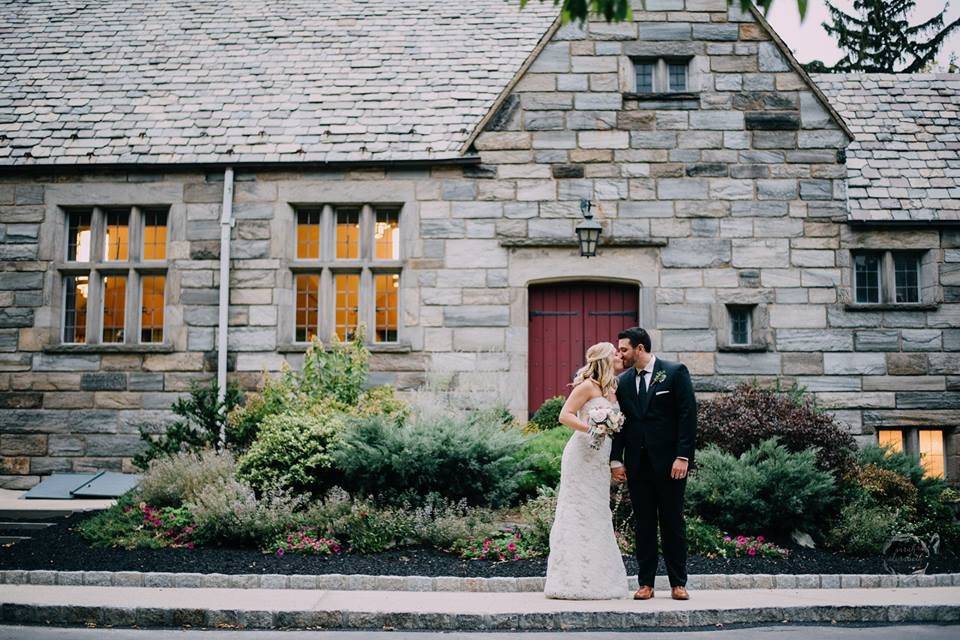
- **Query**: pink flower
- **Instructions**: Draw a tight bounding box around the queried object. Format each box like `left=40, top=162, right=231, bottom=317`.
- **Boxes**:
left=723, top=536, right=731, bottom=542
left=507, top=542, right=517, bottom=552
left=276, top=548, right=285, bottom=558
left=756, top=536, right=765, bottom=543
left=747, top=548, right=756, bottom=557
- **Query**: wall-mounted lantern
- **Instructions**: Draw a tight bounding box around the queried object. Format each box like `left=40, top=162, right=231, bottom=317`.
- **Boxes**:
left=575, top=198, right=602, bottom=258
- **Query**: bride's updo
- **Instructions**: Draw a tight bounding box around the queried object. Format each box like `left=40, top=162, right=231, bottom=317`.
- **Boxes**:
left=571, top=341, right=618, bottom=396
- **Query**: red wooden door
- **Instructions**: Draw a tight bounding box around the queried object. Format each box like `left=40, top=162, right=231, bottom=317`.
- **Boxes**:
left=528, top=282, right=638, bottom=415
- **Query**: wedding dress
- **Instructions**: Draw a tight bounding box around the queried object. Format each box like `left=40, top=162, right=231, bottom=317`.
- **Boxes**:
left=544, top=395, right=629, bottom=599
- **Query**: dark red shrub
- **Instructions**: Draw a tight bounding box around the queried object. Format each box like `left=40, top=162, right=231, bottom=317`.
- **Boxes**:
left=696, top=383, right=856, bottom=477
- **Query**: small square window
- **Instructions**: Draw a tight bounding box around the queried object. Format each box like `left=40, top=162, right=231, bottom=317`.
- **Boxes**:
left=142, top=210, right=168, bottom=261
left=63, top=275, right=89, bottom=344
left=729, top=307, right=751, bottom=346
left=101, top=275, right=127, bottom=343
left=334, top=273, right=360, bottom=341
left=297, top=209, right=322, bottom=260
left=103, top=209, right=130, bottom=262
left=877, top=429, right=904, bottom=453
left=635, top=62, right=655, bottom=94
left=67, top=210, right=92, bottom=262
left=919, top=430, right=945, bottom=479
left=894, top=253, right=920, bottom=303
left=854, top=253, right=882, bottom=304
left=668, top=63, right=687, bottom=92
left=140, top=275, right=165, bottom=343
left=336, top=209, right=361, bottom=260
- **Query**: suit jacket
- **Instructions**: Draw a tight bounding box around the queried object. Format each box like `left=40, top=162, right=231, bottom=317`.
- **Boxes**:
left=612, top=357, right=697, bottom=475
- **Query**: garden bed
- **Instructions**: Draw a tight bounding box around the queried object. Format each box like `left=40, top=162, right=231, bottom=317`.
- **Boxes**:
left=3, top=513, right=959, bottom=577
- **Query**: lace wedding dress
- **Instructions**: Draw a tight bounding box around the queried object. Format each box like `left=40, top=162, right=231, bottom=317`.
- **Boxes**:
left=544, top=396, right=629, bottom=599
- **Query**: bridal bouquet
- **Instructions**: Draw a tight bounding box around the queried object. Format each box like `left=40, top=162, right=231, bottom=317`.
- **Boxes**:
left=586, top=405, right=625, bottom=450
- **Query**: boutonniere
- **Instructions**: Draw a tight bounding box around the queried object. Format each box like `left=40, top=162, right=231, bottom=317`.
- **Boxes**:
left=652, top=370, right=666, bottom=385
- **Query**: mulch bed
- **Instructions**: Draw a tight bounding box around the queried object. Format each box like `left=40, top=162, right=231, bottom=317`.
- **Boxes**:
left=2, top=513, right=959, bottom=577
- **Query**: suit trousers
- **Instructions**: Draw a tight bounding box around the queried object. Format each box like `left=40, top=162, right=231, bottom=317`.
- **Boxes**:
left=626, top=448, right=687, bottom=588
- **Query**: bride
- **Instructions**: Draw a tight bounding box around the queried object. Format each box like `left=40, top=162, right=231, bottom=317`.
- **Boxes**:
left=544, top=342, right=629, bottom=600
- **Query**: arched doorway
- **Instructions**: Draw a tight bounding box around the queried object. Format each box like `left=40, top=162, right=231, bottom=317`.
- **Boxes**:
left=527, top=281, right=639, bottom=415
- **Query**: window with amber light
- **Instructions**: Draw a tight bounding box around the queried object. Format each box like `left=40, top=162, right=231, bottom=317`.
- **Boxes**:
left=292, top=205, right=402, bottom=344
left=60, top=207, right=169, bottom=345
left=877, top=428, right=947, bottom=479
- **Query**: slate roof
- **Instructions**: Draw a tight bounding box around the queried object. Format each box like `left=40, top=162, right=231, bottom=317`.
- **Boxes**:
left=814, top=73, right=960, bottom=223
left=0, top=0, right=557, bottom=166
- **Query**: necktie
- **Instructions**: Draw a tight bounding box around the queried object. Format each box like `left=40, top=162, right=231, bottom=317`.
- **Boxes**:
left=637, top=369, right=647, bottom=398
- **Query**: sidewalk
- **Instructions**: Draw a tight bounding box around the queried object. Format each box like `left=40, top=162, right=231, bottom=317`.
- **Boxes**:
left=2, top=584, right=958, bottom=630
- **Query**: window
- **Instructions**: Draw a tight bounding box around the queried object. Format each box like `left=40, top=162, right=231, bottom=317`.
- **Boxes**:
left=632, top=58, right=692, bottom=94
left=729, top=306, right=751, bottom=346
left=877, top=429, right=947, bottom=479
left=60, top=207, right=169, bottom=345
left=292, top=204, right=402, bottom=344
left=894, top=253, right=920, bottom=303
left=852, top=250, right=928, bottom=306
left=854, top=253, right=881, bottom=304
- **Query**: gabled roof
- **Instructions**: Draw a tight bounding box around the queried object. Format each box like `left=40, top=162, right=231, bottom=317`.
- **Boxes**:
left=814, top=73, right=960, bottom=223
left=0, top=0, right=557, bottom=166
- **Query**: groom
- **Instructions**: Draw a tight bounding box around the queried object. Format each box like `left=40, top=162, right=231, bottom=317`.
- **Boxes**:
left=612, top=327, right=696, bottom=601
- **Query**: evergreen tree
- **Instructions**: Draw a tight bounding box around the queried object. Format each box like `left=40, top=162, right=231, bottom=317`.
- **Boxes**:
left=821, top=0, right=960, bottom=73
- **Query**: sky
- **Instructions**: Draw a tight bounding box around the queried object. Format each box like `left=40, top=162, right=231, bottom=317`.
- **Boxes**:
left=764, top=0, right=960, bottom=70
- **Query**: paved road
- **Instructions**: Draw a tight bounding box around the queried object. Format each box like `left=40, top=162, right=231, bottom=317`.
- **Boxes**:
left=1, top=625, right=958, bottom=640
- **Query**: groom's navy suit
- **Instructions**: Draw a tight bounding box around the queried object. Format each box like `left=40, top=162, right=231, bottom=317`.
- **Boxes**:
left=612, top=357, right=697, bottom=589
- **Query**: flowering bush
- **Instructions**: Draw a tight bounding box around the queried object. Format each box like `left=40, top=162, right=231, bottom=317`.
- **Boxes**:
left=457, top=530, right=541, bottom=562
left=697, top=383, right=856, bottom=478
left=527, top=396, right=564, bottom=433
left=139, top=503, right=197, bottom=549
left=186, top=476, right=305, bottom=546
left=269, top=529, right=342, bottom=557
left=719, top=534, right=789, bottom=559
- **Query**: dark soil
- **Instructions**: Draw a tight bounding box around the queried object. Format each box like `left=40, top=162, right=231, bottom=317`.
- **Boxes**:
left=3, top=513, right=959, bottom=577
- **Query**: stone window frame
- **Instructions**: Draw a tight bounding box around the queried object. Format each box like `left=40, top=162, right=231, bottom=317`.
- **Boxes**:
left=713, top=297, right=770, bottom=353
left=53, top=205, right=171, bottom=350
left=286, top=203, right=404, bottom=347
left=622, top=54, right=706, bottom=99
left=845, top=249, right=939, bottom=311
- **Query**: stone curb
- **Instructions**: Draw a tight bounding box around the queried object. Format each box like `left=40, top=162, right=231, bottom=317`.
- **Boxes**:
left=2, top=569, right=958, bottom=591
left=1, top=601, right=958, bottom=630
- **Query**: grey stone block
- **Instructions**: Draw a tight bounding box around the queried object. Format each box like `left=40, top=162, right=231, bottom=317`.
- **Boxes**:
left=661, top=238, right=730, bottom=268
left=820, top=574, right=841, bottom=589
left=82, top=571, right=113, bottom=586
left=259, top=574, right=288, bottom=589
left=79, top=372, right=126, bottom=391
left=758, top=42, right=790, bottom=71
left=716, top=352, right=782, bottom=375
left=854, top=330, right=900, bottom=352
left=112, top=571, right=143, bottom=587
left=27, top=570, right=56, bottom=585
left=692, top=24, right=739, bottom=41
left=638, top=23, right=691, bottom=41
left=288, top=574, right=317, bottom=589
left=745, top=112, right=800, bottom=131
left=144, top=573, right=176, bottom=588
left=443, top=306, right=509, bottom=327
left=57, top=571, right=84, bottom=586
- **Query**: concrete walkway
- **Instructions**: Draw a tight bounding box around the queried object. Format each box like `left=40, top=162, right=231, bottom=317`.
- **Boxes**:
left=1, top=584, right=958, bottom=630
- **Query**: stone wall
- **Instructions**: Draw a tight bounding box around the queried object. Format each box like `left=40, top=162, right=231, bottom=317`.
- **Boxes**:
left=0, top=1, right=957, bottom=486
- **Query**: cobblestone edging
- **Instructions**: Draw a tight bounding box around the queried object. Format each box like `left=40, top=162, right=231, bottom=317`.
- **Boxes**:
left=2, top=569, right=958, bottom=592
left=1, top=601, right=958, bottom=630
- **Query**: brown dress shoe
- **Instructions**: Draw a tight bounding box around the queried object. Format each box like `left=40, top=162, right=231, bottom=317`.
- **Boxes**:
left=633, top=586, right=654, bottom=600
left=671, top=586, right=690, bottom=600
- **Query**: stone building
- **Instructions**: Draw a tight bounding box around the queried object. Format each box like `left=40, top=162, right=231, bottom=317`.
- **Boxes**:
left=0, top=0, right=957, bottom=488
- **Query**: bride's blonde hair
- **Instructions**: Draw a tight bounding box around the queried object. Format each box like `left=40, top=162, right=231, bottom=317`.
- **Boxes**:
left=571, top=342, right=618, bottom=396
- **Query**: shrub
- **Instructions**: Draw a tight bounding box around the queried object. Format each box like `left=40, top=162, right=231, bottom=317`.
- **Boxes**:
left=333, top=411, right=529, bottom=507
left=134, top=381, right=243, bottom=469
left=185, top=476, right=306, bottom=546
left=858, top=464, right=918, bottom=509
left=269, top=530, right=342, bottom=558
left=719, top=533, right=789, bottom=559
left=456, top=529, right=542, bottom=561
left=519, top=487, right=558, bottom=555
left=685, top=516, right=725, bottom=558
left=687, top=439, right=836, bottom=536
left=354, top=385, right=410, bottom=424
left=78, top=494, right=160, bottom=549
left=227, top=376, right=292, bottom=452
left=298, top=332, right=369, bottom=406
left=828, top=499, right=900, bottom=556
left=857, top=446, right=945, bottom=501
left=237, top=409, right=346, bottom=498
left=697, top=383, right=856, bottom=477
left=513, top=427, right=568, bottom=499
left=528, top=396, right=565, bottom=432
left=138, top=449, right=236, bottom=508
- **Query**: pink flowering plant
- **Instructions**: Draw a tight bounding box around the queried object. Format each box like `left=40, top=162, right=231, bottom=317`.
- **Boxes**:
left=457, top=529, right=542, bottom=562
left=138, top=503, right=197, bottom=549
left=719, top=534, right=789, bottom=559
left=269, top=528, right=342, bottom=557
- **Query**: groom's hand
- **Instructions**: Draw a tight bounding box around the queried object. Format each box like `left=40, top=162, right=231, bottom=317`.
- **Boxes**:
left=611, top=467, right=626, bottom=483
left=670, top=458, right=689, bottom=480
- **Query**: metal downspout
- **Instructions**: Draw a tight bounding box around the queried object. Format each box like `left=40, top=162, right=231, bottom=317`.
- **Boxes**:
left=217, top=167, right=235, bottom=444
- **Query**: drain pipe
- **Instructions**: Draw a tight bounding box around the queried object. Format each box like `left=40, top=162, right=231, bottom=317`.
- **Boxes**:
left=217, top=167, right=235, bottom=446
